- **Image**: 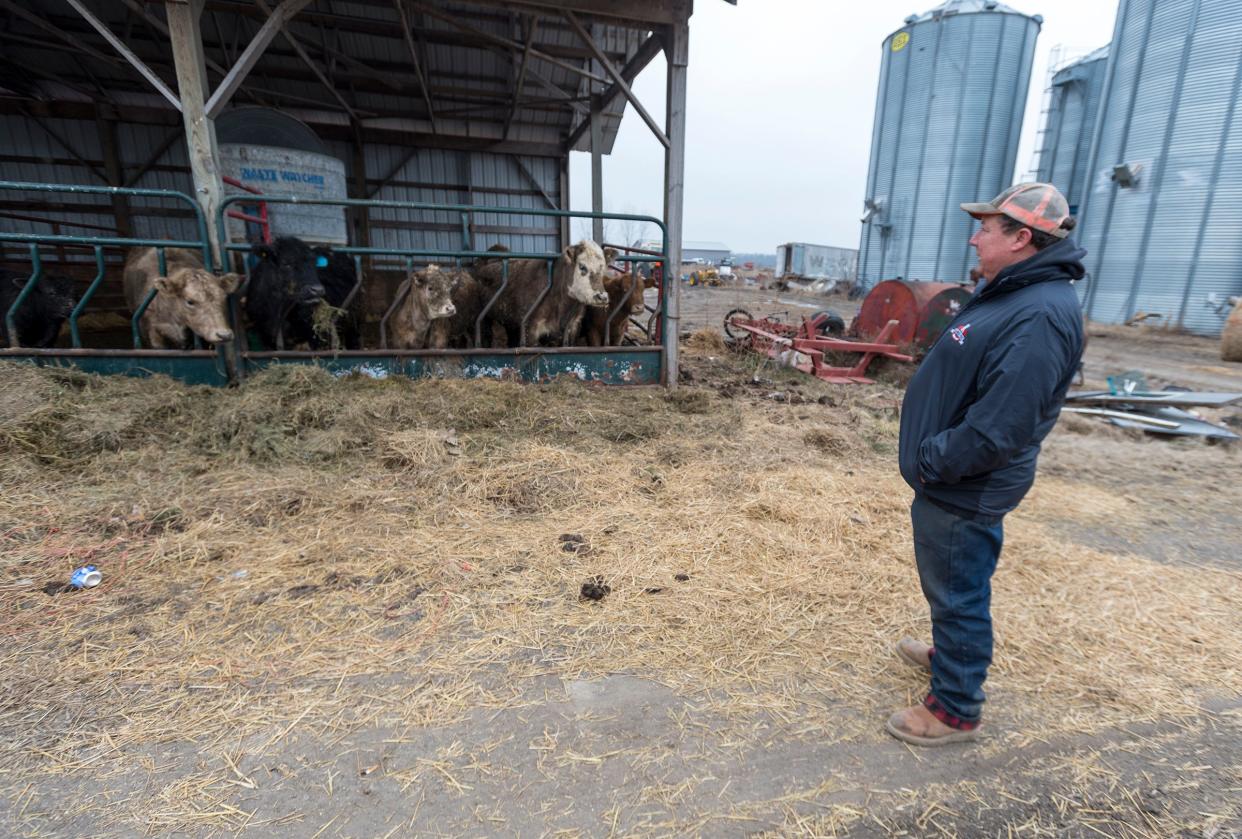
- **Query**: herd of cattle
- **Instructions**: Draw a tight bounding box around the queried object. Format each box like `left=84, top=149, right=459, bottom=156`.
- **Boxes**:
left=0, top=236, right=654, bottom=352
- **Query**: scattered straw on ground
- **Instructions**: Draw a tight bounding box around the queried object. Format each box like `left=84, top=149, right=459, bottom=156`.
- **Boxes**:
left=686, top=328, right=729, bottom=352
left=0, top=354, right=1239, bottom=835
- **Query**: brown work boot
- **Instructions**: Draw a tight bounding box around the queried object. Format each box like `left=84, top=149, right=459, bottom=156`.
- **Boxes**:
left=895, top=636, right=932, bottom=672
left=885, top=703, right=980, bottom=747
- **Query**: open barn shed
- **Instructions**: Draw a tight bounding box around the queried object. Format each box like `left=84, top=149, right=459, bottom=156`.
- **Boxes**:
left=0, top=0, right=703, bottom=386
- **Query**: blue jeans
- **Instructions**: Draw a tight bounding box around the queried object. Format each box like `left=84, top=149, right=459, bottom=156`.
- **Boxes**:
left=910, top=494, right=1004, bottom=723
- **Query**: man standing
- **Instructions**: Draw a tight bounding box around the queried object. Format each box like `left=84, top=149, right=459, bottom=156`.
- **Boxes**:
left=888, top=183, right=1086, bottom=746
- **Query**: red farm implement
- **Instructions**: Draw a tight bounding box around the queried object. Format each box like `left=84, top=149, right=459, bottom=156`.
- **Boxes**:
left=723, top=308, right=913, bottom=384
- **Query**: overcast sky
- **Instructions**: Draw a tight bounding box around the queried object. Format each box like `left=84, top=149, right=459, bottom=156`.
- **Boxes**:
left=568, top=0, right=1119, bottom=253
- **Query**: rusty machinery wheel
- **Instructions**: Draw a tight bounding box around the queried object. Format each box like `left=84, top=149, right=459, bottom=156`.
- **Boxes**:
left=723, top=308, right=754, bottom=345
left=812, top=309, right=847, bottom=337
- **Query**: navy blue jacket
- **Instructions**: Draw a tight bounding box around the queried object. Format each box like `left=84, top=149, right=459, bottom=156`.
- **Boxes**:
left=898, top=238, right=1086, bottom=518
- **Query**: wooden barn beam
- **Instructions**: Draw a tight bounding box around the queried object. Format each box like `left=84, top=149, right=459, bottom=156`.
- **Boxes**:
left=558, top=155, right=570, bottom=248
left=503, top=14, right=537, bottom=141
left=349, top=119, right=371, bottom=250
left=95, top=108, right=134, bottom=238
left=456, top=0, right=680, bottom=27
left=564, top=32, right=662, bottom=150
left=124, top=128, right=184, bottom=188
left=18, top=106, right=111, bottom=184
left=661, top=16, right=688, bottom=388
left=564, top=10, right=667, bottom=148
left=512, top=156, right=557, bottom=210
left=0, top=0, right=121, bottom=65
left=166, top=0, right=224, bottom=266
left=368, top=147, right=420, bottom=198
left=253, top=0, right=359, bottom=119
left=0, top=99, right=567, bottom=157
left=406, top=1, right=607, bottom=85
left=157, top=1, right=630, bottom=63
left=120, top=0, right=223, bottom=77
left=315, top=38, right=405, bottom=93
left=393, top=0, right=439, bottom=133
left=205, top=0, right=313, bottom=117
left=63, top=0, right=183, bottom=111
left=590, top=92, right=603, bottom=241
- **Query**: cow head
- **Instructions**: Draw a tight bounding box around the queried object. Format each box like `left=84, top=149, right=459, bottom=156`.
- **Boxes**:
left=252, top=237, right=327, bottom=308
left=605, top=272, right=648, bottom=318
left=5, top=272, right=77, bottom=346
left=562, top=241, right=616, bottom=307
left=9, top=273, right=76, bottom=321
left=410, top=265, right=457, bottom=320
left=152, top=269, right=241, bottom=344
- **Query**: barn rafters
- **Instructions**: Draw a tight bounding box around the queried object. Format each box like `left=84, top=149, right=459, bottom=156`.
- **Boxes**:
left=0, top=0, right=696, bottom=385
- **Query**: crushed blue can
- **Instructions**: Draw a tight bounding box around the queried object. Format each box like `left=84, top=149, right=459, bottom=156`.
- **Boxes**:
left=70, top=565, right=102, bottom=589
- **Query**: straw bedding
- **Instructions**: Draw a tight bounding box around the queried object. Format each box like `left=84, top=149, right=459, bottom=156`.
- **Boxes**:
left=0, top=352, right=1239, bottom=833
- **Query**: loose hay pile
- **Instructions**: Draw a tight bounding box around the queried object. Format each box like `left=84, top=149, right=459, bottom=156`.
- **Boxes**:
left=1, top=359, right=1240, bottom=834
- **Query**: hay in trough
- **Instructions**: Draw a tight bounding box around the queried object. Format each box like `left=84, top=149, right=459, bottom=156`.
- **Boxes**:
left=309, top=301, right=347, bottom=351
left=0, top=358, right=1239, bottom=833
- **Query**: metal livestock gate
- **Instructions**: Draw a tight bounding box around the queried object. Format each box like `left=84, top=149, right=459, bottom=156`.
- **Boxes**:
left=0, top=180, right=668, bottom=385
left=0, top=0, right=697, bottom=385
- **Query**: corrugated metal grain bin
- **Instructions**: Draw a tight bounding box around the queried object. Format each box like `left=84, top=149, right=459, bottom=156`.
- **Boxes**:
left=1077, top=0, right=1242, bottom=336
left=776, top=243, right=858, bottom=281
left=858, top=0, right=1041, bottom=289
left=1035, top=46, right=1109, bottom=215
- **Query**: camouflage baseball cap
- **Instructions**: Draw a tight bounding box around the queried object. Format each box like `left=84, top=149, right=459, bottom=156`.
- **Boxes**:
left=961, top=182, right=1072, bottom=238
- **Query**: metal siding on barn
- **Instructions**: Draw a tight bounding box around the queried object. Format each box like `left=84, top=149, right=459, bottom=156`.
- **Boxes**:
left=359, top=142, right=559, bottom=258
left=858, top=0, right=1040, bottom=288
left=1079, top=0, right=1242, bottom=335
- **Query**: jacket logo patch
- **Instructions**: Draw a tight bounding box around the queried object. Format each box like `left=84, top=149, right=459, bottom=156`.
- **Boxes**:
left=950, top=323, right=971, bottom=345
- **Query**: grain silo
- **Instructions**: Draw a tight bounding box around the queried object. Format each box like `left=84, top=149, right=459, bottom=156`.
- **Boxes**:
left=858, top=0, right=1041, bottom=289
left=1077, top=0, right=1242, bottom=335
left=1034, top=46, right=1109, bottom=215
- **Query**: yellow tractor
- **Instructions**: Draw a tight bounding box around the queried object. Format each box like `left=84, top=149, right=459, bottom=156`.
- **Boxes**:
left=688, top=267, right=723, bottom=287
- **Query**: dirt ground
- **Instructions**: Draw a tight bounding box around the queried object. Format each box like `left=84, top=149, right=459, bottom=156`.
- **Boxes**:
left=1, top=286, right=1240, bottom=838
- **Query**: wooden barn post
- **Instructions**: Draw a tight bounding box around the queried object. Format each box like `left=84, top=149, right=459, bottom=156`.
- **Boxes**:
left=166, top=0, right=224, bottom=268
left=662, top=13, right=689, bottom=388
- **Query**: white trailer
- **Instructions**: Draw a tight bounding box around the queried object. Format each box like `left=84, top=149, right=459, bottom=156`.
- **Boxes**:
left=776, top=242, right=858, bottom=281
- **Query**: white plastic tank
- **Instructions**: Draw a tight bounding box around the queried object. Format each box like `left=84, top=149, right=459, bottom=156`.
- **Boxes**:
left=216, top=108, right=349, bottom=245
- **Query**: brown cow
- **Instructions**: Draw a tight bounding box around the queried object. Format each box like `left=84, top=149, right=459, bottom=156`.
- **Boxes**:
left=582, top=270, right=653, bottom=347
left=123, top=247, right=240, bottom=348
left=389, top=264, right=488, bottom=349
left=429, top=269, right=490, bottom=349
left=473, top=240, right=615, bottom=347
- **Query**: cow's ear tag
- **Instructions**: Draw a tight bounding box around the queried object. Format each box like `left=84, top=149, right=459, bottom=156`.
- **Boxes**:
left=316, top=255, right=329, bottom=268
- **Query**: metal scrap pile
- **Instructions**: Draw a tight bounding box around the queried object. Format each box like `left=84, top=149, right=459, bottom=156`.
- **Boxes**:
left=1062, top=374, right=1241, bottom=442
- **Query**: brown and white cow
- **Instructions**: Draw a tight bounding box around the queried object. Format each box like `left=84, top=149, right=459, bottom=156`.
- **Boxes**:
left=472, top=240, right=616, bottom=347
left=582, top=269, right=654, bottom=347
left=390, top=264, right=484, bottom=350
left=123, top=247, right=240, bottom=349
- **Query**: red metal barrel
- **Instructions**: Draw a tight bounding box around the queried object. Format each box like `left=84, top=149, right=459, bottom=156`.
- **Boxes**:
left=853, top=280, right=972, bottom=351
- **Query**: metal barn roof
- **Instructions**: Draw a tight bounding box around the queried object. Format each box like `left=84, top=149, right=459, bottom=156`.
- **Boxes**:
left=0, top=0, right=682, bottom=158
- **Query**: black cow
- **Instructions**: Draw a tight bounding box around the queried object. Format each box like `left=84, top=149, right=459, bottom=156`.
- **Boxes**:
left=245, top=237, right=326, bottom=350
left=0, top=268, right=76, bottom=348
left=295, top=247, right=362, bottom=350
